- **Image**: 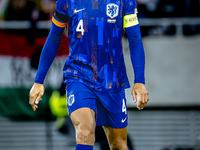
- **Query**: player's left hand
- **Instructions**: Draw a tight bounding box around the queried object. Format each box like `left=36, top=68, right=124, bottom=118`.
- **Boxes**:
left=131, top=83, right=149, bottom=110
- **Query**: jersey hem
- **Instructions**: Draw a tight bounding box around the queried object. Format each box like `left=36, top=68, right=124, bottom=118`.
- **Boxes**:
left=64, top=78, right=130, bottom=93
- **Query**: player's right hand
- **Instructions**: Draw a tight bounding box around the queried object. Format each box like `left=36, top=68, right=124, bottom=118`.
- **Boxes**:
left=29, top=83, right=44, bottom=111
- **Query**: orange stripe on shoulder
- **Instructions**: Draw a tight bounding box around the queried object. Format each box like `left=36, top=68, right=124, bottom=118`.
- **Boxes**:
left=52, top=16, right=67, bottom=28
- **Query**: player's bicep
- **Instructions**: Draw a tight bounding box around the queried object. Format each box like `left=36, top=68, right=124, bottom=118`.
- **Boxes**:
left=123, top=13, right=139, bottom=28
left=123, top=0, right=138, bottom=28
left=52, top=11, right=68, bottom=28
left=53, top=0, right=69, bottom=28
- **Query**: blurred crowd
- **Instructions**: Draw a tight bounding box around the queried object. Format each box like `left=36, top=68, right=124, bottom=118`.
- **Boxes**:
left=0, top=0, right=68, bottom=66
left=136, top=0, right=200, bottom=36
left=0, top=0, right=200, bottom=37
left=0, top=0, right=57, bottom=44
left=136, top=0, right=200, bottom=18
left=0, top=0, right=200, bottom=21
left=0, top=0, right=55, bottom=21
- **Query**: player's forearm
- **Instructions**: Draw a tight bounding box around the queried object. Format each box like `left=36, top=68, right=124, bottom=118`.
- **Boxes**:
left=126, top=24, right=145, bottom=84
left=35, top=23, right=64, bottom=84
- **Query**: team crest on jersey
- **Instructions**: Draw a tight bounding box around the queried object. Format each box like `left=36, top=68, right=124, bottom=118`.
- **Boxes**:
left=106, top=3, right=119, bottom=19
left=68, top=94, right=75, bottom=106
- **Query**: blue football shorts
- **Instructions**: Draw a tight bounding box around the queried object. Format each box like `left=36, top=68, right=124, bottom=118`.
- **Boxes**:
left=65, top=81, right=128, bottom=128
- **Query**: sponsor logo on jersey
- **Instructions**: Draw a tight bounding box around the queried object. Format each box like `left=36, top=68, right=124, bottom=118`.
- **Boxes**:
left=73, top=8, right=85, bottom=13
left=68, top=94, right=75, bottom=106
left=106, top=3, right=119, bottom=19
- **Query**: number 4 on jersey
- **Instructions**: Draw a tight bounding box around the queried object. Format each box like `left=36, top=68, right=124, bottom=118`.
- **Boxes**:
left=76, top=20, right=84, bottom=35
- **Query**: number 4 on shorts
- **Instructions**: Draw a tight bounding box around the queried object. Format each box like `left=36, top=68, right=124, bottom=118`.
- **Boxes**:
left=122, top=99, right=127, bottom=114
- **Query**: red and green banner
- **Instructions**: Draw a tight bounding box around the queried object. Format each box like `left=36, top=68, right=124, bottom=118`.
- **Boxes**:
left=0, top=31, right=69, bottom=119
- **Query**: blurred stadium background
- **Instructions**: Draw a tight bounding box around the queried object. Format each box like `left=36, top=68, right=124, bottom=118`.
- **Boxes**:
left=0, top=0, right=200, bottom=150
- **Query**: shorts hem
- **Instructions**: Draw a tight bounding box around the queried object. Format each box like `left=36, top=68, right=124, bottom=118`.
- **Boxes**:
left=68, top=106, right=96, bottom=116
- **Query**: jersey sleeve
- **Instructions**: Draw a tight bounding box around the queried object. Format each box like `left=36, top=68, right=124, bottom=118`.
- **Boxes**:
left=123, top=0, right=138, bottom=28
left=123, top=0, right=145, bottom=84
left=34, top=0, right=68, bottom=84
left=53, top=0, right=69, bottom=28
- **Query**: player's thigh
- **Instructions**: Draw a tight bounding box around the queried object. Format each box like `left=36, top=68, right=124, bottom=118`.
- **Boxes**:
left=70, top=107, right=96, bottom=132
left=70, top=108, right=96, bottom=145
left=65, top=81, right=97, bottom=131
left=103, top=126, right=128, bottom=150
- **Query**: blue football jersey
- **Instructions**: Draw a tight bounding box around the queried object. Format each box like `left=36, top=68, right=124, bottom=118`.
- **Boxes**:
left=54, top=0, right=137, bottom=92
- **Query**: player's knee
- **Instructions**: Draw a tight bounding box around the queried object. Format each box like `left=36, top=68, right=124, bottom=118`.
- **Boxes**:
left=76, top=129, right=95, bottom=145
left=110, top=137, right=127, bottom=150
left=75, top=122, right=95, bottom=145
left=111, top=144, right=128, bottom=150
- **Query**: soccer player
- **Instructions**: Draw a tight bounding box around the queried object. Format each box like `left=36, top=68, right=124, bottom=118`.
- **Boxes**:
left=29, top=0, right=149, bottom=149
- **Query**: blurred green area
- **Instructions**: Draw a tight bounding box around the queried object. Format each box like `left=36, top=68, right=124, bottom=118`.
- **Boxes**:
left=0, top=88, right=55, bottom=120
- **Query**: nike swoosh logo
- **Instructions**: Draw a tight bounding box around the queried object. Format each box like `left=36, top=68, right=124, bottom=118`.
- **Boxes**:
left=121, top=117, right=127, bottom=123
left=74, top=8, right=85, bottom=13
